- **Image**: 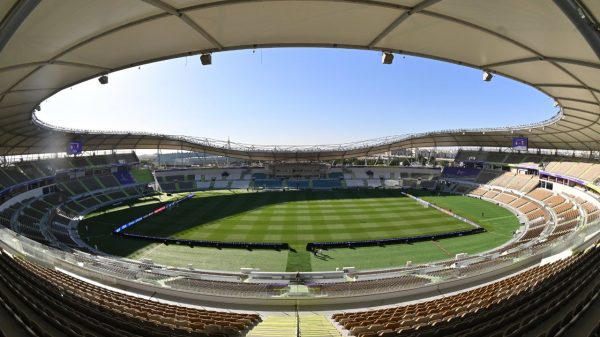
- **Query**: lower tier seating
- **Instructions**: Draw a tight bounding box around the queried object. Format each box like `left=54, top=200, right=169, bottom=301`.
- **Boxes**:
left=333, top=243, right=600, bottom=337
left=0, top=251, right=261, bottom=337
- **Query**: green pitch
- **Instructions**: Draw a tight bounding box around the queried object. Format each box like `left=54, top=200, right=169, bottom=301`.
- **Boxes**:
left=79, top=189, right=520, bottom=272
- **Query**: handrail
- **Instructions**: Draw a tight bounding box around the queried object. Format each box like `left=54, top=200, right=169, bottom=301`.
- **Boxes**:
left=31, top=107, right=564, bottom=154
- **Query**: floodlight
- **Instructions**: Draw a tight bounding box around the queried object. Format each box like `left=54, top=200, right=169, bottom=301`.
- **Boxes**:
left=200, top=53, right=212, bottom=65
left=98, top=75, right=108, bottom=85
left=381, top=52, right=394, bottom=65
left=482, top=71, right=493, bottom=82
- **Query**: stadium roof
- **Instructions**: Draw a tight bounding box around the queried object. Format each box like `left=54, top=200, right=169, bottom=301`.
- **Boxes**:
left=0, top=0, right=599, bottom=161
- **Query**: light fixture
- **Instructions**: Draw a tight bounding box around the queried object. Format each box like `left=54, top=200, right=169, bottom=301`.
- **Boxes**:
left=381, top=52, right=394, bottom=65
left=200, top=53, right=212, bottom=65
left=553, top=101, right=560, bottom=107
left=98, top=75, right=108, bottom=85
left=34, top=105, right=41, bottom=112
left=482, top=70, right=493, bottom=82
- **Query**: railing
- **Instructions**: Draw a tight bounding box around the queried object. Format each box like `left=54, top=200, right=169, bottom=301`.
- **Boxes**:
left=31, top=108, right=564, bottom=154
left=0, top=214, right=597, bottom=299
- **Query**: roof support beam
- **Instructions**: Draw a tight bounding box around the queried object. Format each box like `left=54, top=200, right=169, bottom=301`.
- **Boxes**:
left=546, top=57, right=600, bottom=69
left=481, top=57, right=542, bottom=69
left=536, top=83, right=600, bottom=93
left=563, top=106, right=600, bottom=116
left=483, top=56, right=600, bottom=70
left=562, top=112, right=597, bottom=124
left=0, top=0, right=40, bottom=54
left=0, top=88, right=58, bottom=97
left=553, top=0, right=600, bottom=60
left=555, top=96, right=598, bottom=105
left=140, top=0, right=223, bottom=50
left=368, top=0, right=443, bottom=48
left=140, top=0, right=179, bottom=15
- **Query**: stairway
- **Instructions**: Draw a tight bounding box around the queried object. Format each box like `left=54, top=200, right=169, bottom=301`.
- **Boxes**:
left=247, top=314, right=343, bottom=337
left=299, top=315, right=342, bottom=337
left=247, top=315, right=296, bottom=337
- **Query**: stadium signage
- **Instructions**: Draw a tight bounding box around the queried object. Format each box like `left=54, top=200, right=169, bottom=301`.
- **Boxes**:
left=66, top=141, right=83, bottom=155
left=512, top=137, right=528, bottom=151
left=113, top=193, right=194, bottom=234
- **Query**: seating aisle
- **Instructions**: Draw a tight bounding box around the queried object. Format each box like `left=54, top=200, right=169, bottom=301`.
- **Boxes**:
left=246, top=315, right=296, bottom=337
left=300, top=315, right=342, bottom=337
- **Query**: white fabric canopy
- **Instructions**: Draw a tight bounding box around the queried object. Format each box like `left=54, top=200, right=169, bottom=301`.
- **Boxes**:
left=0, top=0, right=598, bottom=160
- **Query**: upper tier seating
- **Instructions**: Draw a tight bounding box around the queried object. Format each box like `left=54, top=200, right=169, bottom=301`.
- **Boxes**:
left=329, top=172, right=344, bottom=179
left=288, top=180, right=310, bottom=189
left=17, top=161, right=52, bottom=178
left=441, top=167, right=481, bottom=180
left=456, top=150, right=600, bottom=183
left=0, top=167, right=28, bottom=189
left=37, top=153, right=139, bottom=173
left=251, top=172, right=267, bottom=179
left=231, top=180, right=250, bottom=189
left=543, top=160, right=600, bottom=183
left=485, top=152, right=508, bottom=163
left=346, top=180, right=366, bottom=188
left=254, top=179, right=282, bottom=189
left=213, top=181, right=229, bottom=189
left=482, top=172, right=538, bottom=193
left=454, top=150, right=488, bottom=162
left=456, top=150, right=560, bottom=166
left=114, top=171, right=135, bottom=185
left=178, top=181, right=195, bottom=190
left=97, top=175, right=120, bottom=189
left=418, top=180, right=437, bottom=190
left=400, top=179, right=417, bottom=188
left=196, top=182, right=211, bottom=190
left=313, top=179, right=342, bottom=189
left=474, top=170, right=501, bottom=184
left=1, top=164, right=146, bottom=247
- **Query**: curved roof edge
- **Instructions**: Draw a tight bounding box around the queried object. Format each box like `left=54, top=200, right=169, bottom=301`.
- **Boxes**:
left=31, top=109, right=566, bottom=161
left=1, top=0, right=598, bottom=159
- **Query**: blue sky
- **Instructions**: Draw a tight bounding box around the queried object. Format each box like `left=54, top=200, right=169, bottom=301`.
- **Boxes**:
left=39, top=48, right=556, bottom=146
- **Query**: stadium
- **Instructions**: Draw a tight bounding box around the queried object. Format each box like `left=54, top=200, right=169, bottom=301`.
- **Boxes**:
left=0, top=1, right=599, bottom=337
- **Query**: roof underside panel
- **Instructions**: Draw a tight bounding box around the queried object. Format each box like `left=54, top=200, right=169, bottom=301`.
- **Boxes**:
left=0, top=0, right=161, bottom=68
left=429, top=0, right=598, bottom=63
left=59, top=15, right=213, bottom=69
left=186, top=2, right=405, bottom=48
left=0, top=0, right=598, bottom=160
left=376, top=13, right=536, bottom=66
left=0, top=65, right=39, bottom=93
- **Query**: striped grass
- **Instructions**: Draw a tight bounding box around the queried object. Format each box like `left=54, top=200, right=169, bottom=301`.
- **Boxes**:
left=79, top=190, right=520, bottom=272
